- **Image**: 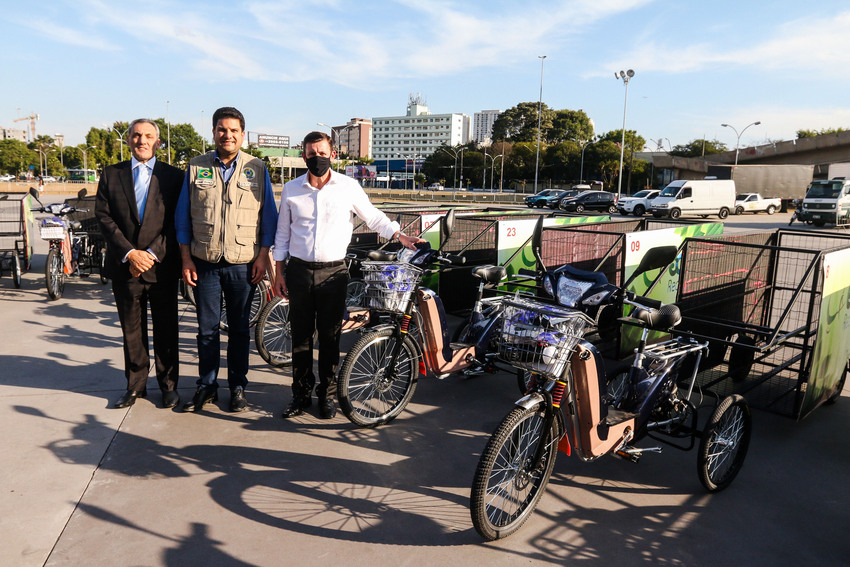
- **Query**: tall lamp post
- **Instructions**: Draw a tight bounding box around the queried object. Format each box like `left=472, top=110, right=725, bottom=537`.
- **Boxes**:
left=579, top=139, right=596, bottom=184
left=438, top=146, right=460, bottom=190
left=103, top=124, right=128, bottom=161
left=81, top=145, right=96, bottom=183
left=485, top=153, right=503, bottom=191
left=166, top=100, right=171, bottom=164
left=615, top=69, right=635, bottom=200
left=721, top=121, right=761, bottom=166
left=534, top=55, right=547, bottom=194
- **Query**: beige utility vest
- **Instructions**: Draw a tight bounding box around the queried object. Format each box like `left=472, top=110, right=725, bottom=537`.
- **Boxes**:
left=187, top=151, right=265, bottom=264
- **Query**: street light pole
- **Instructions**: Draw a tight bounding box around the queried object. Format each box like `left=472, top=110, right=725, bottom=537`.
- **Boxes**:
left=534, top=55, right=546, bottom=194
left=459, top=147, right=467, bottom=190
left=721, top=121, right=761, bottom=166
left=615, top=69, right=635, bottom=200
left=579, top=139, right=596, bottom=184
left=438, top=145, right=463, bottom=190
left=81, top=145, right=96, bottom=184
left=485, top=153, right=503, bottom=191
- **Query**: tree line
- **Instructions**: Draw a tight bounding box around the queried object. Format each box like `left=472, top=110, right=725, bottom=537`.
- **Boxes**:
left=0, top=119, right=251, bottom=181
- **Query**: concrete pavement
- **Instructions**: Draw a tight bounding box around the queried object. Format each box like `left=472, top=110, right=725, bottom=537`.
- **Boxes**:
left=1, top=215, right=848, bottom=567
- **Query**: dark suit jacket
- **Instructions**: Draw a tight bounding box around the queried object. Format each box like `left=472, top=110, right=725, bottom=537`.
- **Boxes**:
left=95, top=159, right=184, bottom=283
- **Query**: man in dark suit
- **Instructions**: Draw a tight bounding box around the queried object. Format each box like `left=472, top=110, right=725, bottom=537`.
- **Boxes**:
left=95, top=118, right=184, bottom=409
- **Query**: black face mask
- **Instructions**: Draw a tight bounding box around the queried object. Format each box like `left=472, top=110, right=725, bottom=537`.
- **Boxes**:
left=305, top=155, right=331, bottom=177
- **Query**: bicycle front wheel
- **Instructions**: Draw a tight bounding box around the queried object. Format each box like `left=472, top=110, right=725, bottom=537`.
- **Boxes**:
left=254, top=296, right=292, bottom=367
left=338, top=328, right=418, bottom=427
left=470, top=403, right=558, bottom=541
left=45, top=248, right=65, bottom=300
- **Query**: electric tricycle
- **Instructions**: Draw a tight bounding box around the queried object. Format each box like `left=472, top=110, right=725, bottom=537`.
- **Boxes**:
left=469, top=244, right=752, bottom=541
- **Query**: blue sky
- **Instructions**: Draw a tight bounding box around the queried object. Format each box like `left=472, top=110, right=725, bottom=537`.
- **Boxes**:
left=3, top=0, right=850, bottom=151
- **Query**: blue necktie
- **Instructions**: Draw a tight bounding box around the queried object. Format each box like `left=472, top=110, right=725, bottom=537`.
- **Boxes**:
left=134, top=163, right=150, bottom=221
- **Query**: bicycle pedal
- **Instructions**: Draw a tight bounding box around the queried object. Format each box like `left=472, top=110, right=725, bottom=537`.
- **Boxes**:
left=462, top=367, right=485, bottom=377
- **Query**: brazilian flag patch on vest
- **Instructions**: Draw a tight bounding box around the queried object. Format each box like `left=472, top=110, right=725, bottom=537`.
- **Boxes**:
left=244, top=168, right=255, bottom=180
left=198, top=168, right=213, bottom=179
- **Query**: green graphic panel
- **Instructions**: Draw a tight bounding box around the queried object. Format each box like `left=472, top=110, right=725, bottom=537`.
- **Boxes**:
left=495, top=216, right=610, bottom=292
left=619, top=223, right=724, bottom=355
left=803, top=248, right=850, bottom=416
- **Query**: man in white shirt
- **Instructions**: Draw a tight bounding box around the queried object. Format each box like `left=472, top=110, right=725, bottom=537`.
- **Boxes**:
left=273, top=131, right=423, bottom=419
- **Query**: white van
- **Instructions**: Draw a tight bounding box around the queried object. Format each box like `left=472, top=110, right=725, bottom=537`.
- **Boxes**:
left=798, top=178, right=850, bottom=226
left=648, top=179, right=736, bottom=219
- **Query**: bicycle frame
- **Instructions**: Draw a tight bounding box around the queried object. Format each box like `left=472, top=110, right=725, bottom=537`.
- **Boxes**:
left=416, top=288, right=502, bottom=377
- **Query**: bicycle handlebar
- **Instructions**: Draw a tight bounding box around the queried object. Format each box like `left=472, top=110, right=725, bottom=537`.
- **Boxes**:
left=624, top=290, right=663, bottom=310
left=438, top=254, right=466, bottom=266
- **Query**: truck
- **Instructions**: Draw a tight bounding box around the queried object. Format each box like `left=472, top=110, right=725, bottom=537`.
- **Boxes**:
left=734, top=193, right=782, bottom=215
left=827, top=162, right=850, bottom=179
left=797, top=178, right=850, bottom=226
left=706, top=164, right=814, bottom=210
left=648, top=179, right=735, bottom=219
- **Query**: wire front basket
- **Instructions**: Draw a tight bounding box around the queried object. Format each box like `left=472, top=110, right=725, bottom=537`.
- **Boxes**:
left=39, top=220, right=67, bottom=241
left=361, top=261, right=423, bottom=314
left=498, top=298, right=592, bottom=379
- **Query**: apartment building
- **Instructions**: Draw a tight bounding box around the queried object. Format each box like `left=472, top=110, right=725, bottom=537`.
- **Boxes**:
left=372, top=94, right=470, bottom=160
left=473, top=109, right=501, bottom=145
left=334, top=118, right=372, bottom=159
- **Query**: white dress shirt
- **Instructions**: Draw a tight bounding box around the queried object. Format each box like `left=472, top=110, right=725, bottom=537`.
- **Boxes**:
left=273, top=171, right=401, bottom=263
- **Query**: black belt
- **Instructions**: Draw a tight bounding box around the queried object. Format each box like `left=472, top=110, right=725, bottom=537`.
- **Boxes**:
left=289, top=256, right=345, bottom=269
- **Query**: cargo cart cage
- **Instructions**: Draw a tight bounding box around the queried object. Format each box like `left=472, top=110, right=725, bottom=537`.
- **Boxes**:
left=673, top=229, right=850, bottom=419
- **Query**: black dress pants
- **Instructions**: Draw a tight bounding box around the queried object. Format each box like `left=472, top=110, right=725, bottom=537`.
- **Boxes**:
left=285, top=259, right=348, bottom=399
left=112, top=276, right=179, bottom=393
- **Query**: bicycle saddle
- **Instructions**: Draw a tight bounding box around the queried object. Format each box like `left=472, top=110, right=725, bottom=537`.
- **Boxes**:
left=472, top=265, right=507, bottom=284
left=368, top=250, right=396, bottom=261
left=632, top=303, right=682, bottom=331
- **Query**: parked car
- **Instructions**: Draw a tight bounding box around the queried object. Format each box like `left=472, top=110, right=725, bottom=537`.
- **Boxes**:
left=617, top=189, right=660, bottom=216
left=40, top=176, right=59, bottom=183
left=559, top=190, right=618, bottom=213
left=525, top=189, right=560, bottom=207
left=0, top=174, right=15, bottom=182
left=427, top=183, right=445, bottom=191
left=547, top=189, right=580, bottom=209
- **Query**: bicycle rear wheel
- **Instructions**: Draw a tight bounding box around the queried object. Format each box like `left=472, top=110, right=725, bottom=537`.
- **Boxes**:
left=12, top=253, right=22, bottom=288
left=255, top=296, right=292, bottom=367
left=470, top=403, right=558, bottom=541
left=698, top=394, right=751, bottom=492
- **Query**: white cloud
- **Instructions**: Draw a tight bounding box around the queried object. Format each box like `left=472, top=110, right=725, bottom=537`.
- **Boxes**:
left=599, top=10, right=850, bottom=76
left=23, top=19, right=119, bottom=51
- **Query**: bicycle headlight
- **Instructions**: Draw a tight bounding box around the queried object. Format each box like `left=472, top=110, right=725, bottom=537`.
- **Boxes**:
left=556, top=275, right=593, bottom=307
left=543, top=274, right=555, bottom=297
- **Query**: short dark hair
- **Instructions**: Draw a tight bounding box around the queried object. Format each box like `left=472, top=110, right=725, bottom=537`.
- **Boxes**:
left=302, top=131, right=334, bottom=152
left=212, top=107, right=245, bottom=131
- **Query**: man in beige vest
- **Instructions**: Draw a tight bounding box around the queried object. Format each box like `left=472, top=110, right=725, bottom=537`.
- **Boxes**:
left=175, top=106, right=278, bottom=413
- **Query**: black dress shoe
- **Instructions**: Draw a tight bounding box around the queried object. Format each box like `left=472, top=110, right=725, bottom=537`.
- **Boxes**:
left=162, top=390, right=180, bottom=409
left=182, top=386, right=218, bottom=412
left=230, top=386, right=248, bottom=412
left=114, top=390, right=147, bottom=409
left=318, top=397, right=336, bottom=419
left=281, top=397, right=311, bottom=418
